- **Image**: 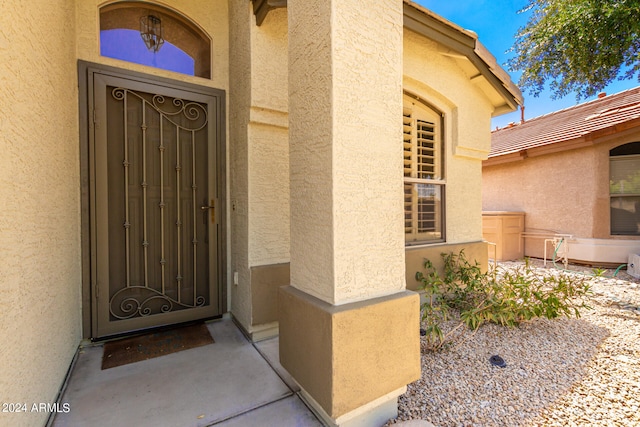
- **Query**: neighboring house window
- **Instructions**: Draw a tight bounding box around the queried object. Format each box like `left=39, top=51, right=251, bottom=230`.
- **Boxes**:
left=610, top=142, right=640, bottom=235
left=403, top=95, right=444, bottom=243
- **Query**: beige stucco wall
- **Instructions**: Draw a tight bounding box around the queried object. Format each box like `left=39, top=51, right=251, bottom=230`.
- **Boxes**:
left=279, top=286, right=420, bottom=419
left=248, top=123, right=290, bottom=265
left=228, top=0, right=253, bottom=332
left=229, top=5, right=290, bottom=332
left=249, top=8, right=289, bottom=114
left=483, top=132, right=640, bottom=258
left=0, top=1, right=81, bottom=426
left=247, top=8, right=290, bottom=267
left=403, top=29, right=494, bottom=245
left=289, top=0, right=406, bottom=305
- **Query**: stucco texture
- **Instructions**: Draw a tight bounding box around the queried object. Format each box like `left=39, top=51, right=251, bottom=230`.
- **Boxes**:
left=288, top=0, right=406, bottom=305
left=228, top=0, right=254, bottom=331
left=0, top=1, right=81, bottom=426
left=484, top=148, right=599, bottom=238
left=247, top=8, right=290, bottom=267
left=229, top=4, right=290, bottom=333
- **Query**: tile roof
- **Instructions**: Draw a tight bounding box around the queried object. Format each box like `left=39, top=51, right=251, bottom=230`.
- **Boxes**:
left=490, top=87, right=640, bottom=158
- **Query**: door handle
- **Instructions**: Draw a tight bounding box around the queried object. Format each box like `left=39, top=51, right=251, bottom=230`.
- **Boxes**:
left=201, top=200, right=215, bottom=223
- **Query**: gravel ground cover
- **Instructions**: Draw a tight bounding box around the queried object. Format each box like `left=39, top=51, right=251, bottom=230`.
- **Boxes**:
left=388, top=259, right=640, bottom=427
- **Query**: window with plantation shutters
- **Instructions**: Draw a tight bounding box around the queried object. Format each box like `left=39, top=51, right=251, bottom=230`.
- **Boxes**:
left=403, top=95, right=444, bottom=243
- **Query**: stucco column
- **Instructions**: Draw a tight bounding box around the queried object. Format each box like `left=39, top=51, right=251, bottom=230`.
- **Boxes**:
left=281, top=1, right=421, bottom=426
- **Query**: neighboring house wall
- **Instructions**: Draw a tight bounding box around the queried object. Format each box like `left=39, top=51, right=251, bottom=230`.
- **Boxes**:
left=0, top=1, right=81, bottom=426
left=483, top=128, right=640, bottom=261
left=484, top=147, right=599, bottom=236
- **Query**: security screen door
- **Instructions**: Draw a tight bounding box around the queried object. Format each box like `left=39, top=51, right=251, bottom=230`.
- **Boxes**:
left=91, top=71, right=221, bottom=338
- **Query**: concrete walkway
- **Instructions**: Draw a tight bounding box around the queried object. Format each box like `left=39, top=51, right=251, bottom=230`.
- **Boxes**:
left=50, top=318, right=323, bottom=427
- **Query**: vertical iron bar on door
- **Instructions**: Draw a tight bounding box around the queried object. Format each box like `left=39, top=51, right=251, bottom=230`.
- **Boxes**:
left=159, top=117, right=166, bottom=294
left=141, top=102, right=149, bottom=288
left=123, top=91, right=131, bottom=288
left=175, top=126, right=182, bottom=303
left=191, top=130, right=198, bottom=306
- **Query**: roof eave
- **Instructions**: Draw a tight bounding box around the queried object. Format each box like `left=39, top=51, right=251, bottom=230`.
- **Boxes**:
left=249, top=0, right=523, bottom=113
left=402, top=1, right=522, bottom=114
left=251, top=0, right=287, bottom=26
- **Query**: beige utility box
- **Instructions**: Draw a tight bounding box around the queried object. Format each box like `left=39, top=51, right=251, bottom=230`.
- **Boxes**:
left=482, top=211, right=525, bottom=261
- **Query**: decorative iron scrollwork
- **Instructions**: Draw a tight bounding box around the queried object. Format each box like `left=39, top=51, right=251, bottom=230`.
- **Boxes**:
left=110, top=286, right=206, bottom=320
left=111, top=88, right=208, bottom=131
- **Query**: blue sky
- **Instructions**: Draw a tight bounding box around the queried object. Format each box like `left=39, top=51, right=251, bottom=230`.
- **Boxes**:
left=415, top=0, right=639, bottom=129
left=101, top=29, right=195, bottom=76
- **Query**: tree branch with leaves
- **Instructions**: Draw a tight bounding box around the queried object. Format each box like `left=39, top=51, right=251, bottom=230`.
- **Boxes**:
left=508, top=0, right=640, bottom=100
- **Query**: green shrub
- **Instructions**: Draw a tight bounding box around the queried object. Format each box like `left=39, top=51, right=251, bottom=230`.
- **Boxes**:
left=416, top=251, right=592, bottom=351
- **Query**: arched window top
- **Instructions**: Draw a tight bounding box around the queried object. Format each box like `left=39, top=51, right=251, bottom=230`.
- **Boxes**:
left=611, top=142, right=640, bottom=157
left=100, top=2, right=211, bottom=79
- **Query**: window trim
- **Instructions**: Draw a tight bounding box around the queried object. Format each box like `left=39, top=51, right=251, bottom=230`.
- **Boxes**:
left=609, top=148, right=640, bottom=236
left=403, top=93, right=446, bottom=245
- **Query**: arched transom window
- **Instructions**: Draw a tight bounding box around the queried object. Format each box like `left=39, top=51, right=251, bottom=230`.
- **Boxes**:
left=100, top=2, right=211, bottom=79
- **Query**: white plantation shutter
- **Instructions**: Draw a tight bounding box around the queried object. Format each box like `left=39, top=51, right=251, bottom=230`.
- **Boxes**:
left=403, top=95, right=444, bottom=243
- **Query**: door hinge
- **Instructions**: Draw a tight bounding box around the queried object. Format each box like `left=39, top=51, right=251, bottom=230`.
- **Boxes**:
left=93, top=109, right=97, bottom=124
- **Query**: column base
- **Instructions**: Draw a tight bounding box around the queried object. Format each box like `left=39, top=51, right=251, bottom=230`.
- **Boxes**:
left=301, top=386, right=406, bottom=427
left=279, top=286, right=421, bottom=421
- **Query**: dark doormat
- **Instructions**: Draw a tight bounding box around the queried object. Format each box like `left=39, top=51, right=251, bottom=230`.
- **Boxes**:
left=101, top=323, right=214, bottom=370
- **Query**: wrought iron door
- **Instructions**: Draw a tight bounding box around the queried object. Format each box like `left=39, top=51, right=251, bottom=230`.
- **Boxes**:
left=91, top=72, right=221, bottom=338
